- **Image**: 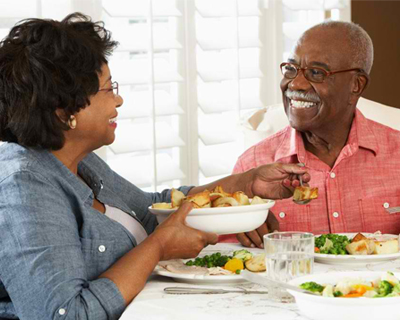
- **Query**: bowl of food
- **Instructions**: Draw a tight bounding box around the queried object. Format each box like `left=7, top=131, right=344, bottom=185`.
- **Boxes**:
left=288, top=271, right=400, bottom=320
left=149, top=186, right=275, bottom=235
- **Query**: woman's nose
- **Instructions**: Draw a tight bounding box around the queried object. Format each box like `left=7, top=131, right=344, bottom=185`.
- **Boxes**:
left=115, top=94, right=123, bottom=108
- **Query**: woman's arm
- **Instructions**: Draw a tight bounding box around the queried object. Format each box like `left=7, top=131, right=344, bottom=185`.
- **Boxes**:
left=0, top=171, right=217, bottom=319
left=99, top=202, right=217, bottom=305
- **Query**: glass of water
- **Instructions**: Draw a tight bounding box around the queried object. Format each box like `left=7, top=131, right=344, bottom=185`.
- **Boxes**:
left=264, top=232, right=314, bottom=303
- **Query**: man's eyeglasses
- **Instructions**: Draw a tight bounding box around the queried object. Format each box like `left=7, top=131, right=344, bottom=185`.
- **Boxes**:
left=98, top=81, right=119, bottom=96
left=280, top=62, right=365, bottom=83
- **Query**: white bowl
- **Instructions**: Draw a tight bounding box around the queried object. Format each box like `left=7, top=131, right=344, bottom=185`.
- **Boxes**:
left=148, top=200, right=275, bottom=235
left=288, top=271, right=400, bottom=320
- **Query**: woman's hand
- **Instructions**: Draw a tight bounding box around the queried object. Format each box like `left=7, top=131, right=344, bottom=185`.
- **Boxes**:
left=152, top=202, right=218, bottom=261
left=243, top=163, right=310, bottom=200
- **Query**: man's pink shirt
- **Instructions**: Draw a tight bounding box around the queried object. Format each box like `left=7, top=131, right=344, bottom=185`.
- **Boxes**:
left=219, top=109, right=400, bottom=242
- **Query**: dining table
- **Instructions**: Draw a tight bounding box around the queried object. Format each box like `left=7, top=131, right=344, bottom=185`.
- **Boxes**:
left=119, top=242, right=400, bottom=320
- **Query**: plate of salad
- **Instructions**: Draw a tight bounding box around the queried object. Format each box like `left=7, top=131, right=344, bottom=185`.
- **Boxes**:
left=154, top=249, right=266, bottom=285
left=313, top=233, right=400, bottom=265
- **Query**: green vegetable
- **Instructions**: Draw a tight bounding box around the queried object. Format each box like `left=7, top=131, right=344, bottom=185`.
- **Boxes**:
left=232, top=249, right=253, bottom=261
left=315, top=234, right=350, bottom=255
left=300, top=281, right=325, bottom=293
left=185, top=252, right=230, bottom=268
left=333, top=291, right=343, bottom=297
left=235, top=269, right=241, bottom=274
left=375, top=280, right=394, bottom=297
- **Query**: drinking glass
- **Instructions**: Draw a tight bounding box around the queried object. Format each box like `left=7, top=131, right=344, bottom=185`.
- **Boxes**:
left=264, top=232, right=314, bottom=303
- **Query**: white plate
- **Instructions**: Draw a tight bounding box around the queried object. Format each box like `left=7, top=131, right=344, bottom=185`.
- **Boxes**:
left=288, top=271, right=400, bottom=320
left=154, top=249, right=266, bottom=285
left=148, top=200, right=275, bottom=235
left=153, top=266, right=250, bottom=285
left=314, top=233, right=400, bottom=265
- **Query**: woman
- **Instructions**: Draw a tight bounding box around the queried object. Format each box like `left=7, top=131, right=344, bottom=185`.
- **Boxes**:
left=0, top=13, right=309, bottom=320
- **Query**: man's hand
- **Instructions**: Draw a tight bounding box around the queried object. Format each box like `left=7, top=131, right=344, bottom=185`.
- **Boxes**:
left=236, top=210, right=279, bottom=248
left=243, top=163, right=310, bottom=200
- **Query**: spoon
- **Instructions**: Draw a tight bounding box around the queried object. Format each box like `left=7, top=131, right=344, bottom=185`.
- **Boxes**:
left=293, top=163, right=311, bottom=205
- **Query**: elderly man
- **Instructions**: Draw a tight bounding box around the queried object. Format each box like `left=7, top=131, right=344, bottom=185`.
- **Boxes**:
left=220, top=20, right=400, bottom=248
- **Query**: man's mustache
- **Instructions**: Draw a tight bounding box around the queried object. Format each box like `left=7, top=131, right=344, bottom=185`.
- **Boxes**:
left=285, top=90, right=320, bottom=103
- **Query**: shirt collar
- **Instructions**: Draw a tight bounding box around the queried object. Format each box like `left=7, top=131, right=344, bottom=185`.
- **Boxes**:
left=32, top=150, right=103, bottom=202
left=273, top=108, right=379, bottom=163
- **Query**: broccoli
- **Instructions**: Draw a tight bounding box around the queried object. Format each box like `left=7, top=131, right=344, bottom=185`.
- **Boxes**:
left=315, top=234, right=350, bottom=255
left=300, top=281, right=324, bottom=293
left=232, top=249, right=253, bottom=261
left=375, top=280, right=394, bottom=297
left=333, top=291, right=343, bottom=297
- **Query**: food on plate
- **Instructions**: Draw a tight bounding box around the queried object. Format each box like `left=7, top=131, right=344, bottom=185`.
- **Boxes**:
left=244, top=253, right=266, bottom=272
left=159, top=250, right=266, bottom=276
left=374, top=239, right=399, bottom=255
left=171, top=189, right=185, bottom=208
left=315, top=232, right=400, bottom=256
left=151, top=186, right=269, bottom=209
left=151, top=202, right=172, bottom=209
left=293, top=186, right=318, bottom=202
left=232, top=249, right=253, bottom=261
left=300, top=271, right=400, bottom=298
left=345, top=233, right=376, bottom=255
left=315, top=234, right=350, bottom=255
left=183, top=190, right=211, bottom=208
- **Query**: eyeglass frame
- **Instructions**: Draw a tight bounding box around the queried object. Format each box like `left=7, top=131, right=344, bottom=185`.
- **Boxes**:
left=280, top=62, right=367, bottom=84
left=98, top=81, right=119, bottom=96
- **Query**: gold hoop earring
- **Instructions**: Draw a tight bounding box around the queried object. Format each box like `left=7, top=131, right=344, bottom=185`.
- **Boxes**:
left=68, top=116, right=77, bottom=129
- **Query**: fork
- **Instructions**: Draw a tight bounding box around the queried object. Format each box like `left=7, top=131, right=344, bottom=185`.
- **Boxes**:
left=386, top=206, right=400, bottom=214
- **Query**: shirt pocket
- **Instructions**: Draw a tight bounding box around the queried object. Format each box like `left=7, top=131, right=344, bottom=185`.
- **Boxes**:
left=358, top=196, right=400, bottom=234
left=273, top=201, right=312, bottom=232
left=80, top=238, right=115, bottom=280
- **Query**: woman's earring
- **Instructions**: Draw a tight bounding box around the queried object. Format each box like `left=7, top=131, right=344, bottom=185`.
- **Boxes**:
left=68, top=115, right=77, bottom=129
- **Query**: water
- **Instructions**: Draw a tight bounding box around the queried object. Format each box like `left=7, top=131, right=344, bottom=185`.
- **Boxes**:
left=266, top=252, right=314, bottom=283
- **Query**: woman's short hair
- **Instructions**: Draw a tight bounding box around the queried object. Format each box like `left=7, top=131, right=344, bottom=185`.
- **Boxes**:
left=0, top=12, right=118, bottom=150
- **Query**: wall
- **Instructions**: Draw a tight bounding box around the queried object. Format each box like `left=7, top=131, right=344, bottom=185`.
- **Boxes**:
left=351, top=0, right=400, bottom=108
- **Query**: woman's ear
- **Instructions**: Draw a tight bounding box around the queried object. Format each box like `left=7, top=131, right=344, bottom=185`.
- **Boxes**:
left=55, top=109, right=67, bottom=123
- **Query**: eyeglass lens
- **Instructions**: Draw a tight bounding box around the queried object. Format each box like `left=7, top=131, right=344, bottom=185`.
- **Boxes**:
left=281, top=64, right=327, bottom=83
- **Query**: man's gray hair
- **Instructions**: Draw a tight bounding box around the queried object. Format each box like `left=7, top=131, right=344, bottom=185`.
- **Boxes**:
left=302, top=20, right=374, bottom=74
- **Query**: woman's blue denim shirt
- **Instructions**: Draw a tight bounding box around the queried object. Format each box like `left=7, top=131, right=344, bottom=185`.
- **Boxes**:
left=0, top=143, right=192, bottom=320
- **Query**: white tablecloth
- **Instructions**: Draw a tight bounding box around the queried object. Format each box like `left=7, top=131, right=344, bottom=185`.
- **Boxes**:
left=119, top=243, right=400, bottom=320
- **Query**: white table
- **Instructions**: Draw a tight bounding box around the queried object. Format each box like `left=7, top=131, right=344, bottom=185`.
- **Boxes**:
left=120, top=243, right=400, bottom=320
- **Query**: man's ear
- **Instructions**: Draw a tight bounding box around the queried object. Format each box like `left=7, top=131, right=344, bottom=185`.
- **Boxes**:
left=352, top=73, right=369, bottom=96
left=349, top=73, right=369, bottom=106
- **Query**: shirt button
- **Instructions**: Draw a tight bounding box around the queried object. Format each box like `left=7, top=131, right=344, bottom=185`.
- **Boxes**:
left=383, top=202, right=390, bottom=209
left=59, top=308, right=66, bottom=315
left=98, top=245, right=106, bottom=253
left=333, top=212, right=339, bottom=218
left=330, top=172, right=336, bottom=179
left=279, top=212, right=286, bottom=218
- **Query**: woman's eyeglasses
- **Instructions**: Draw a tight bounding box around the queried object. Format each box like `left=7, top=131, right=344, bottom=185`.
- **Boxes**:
left=98, top=81, right=119, bottom=95
left=280, top=62, right=365, bottom=83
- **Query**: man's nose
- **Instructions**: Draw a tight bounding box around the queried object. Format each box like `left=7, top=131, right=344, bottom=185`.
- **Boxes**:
left=288, top=70, right=312, bottom=91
